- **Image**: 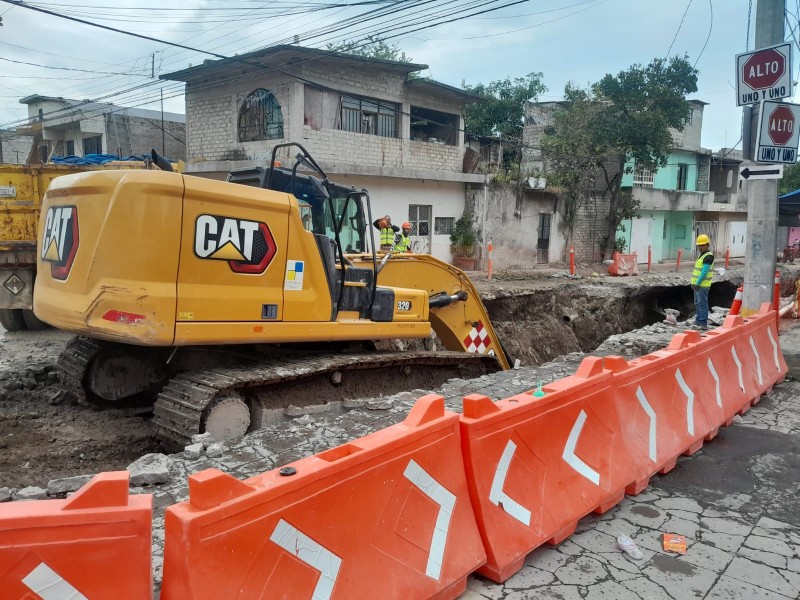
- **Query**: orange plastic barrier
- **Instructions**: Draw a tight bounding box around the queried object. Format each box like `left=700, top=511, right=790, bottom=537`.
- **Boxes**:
left=459, top=305, right=791, bottom=583
left=737, top=304, right=788, bottom=400
left=0, top=472, right=152, bottom=599
left=607, top=252, right=639, bottom=276
left=459, top=358, right=629, bottom=582
left=162, top=395, right=485, bottom=600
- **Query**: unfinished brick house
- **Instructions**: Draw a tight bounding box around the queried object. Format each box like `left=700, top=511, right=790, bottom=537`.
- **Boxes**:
left=161, top=45, right=488, bottom=260
left=17, top=95, right=186, bottom=163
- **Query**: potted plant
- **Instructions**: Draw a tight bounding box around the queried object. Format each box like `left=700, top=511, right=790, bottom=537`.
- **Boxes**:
left=450, top=213, right=479, bottom=270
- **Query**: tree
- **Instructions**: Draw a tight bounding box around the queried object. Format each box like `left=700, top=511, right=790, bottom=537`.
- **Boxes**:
left=542, top=56, right=698, bottom=259
left=463, top=73, right=546, bottom=169
left=780, top=162, right=800, bottom=195
left=326, top=35, right=412, bottom=63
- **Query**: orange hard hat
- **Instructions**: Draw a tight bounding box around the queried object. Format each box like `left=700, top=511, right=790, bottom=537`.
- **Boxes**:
left=402, top=222, right=412, bottom=229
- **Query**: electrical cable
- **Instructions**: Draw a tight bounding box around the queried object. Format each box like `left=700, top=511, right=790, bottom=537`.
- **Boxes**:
left=665, top=0, right=694, bottom=59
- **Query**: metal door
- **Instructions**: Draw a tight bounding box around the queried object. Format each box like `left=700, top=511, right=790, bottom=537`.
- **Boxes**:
left=695, top=221, right=719, bottom=256
left=630, top=217, right=653, bottom=263
left=536, top=213, right=551, bottom=264
left=408, top=204, right=431, bottom=254
left=725, top=221, right=747, bottom=257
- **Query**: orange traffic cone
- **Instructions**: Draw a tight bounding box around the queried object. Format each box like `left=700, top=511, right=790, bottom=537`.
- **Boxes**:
left=729, top=285, right=743, bottom=316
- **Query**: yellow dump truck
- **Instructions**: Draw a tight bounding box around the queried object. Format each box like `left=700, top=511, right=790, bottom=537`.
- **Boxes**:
left=0, top=161, right=159, bottom=331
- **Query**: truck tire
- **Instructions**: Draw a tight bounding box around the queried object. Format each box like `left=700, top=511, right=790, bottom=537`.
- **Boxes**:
left=0, top=309, right=27, bottom=332
left=22, top=310, right=50, bottom=331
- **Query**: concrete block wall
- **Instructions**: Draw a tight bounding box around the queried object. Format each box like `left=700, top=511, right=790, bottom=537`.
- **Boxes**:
left=186, top=77, right=296, bottom=162
left=570, top=193, right=611, bottom=262
left=110, top=116, right=186, bottom=160
left=183, top=60, right=467, bottom=174
left=301, top=126, right=403, bottom=167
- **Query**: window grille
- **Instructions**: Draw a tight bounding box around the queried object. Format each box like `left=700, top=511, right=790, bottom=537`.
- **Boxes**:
left=340, top=94, right=397, bottom=138
left=238, top=89, right=284, bottom=142
left=633, top=166, right=654, bottom=188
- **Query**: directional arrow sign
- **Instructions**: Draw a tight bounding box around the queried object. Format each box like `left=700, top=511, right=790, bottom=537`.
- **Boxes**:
left=739, top=165, right=784, bottom=181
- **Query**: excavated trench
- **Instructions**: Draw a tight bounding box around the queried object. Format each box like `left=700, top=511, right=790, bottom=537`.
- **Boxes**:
left=483, top=280, right=738, bottom=366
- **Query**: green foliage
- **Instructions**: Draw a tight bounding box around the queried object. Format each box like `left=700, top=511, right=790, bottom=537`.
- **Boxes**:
left=614, top=236, right=627, bottom=253
left=326, top=35, right=412, bottom=63
left=541, top=56, right=698, bottom=258
left=450, top=212, right=477, bottom=249
left=463, top=73, right=547, bottom=158
left=780, top=162, right=800, bottom=195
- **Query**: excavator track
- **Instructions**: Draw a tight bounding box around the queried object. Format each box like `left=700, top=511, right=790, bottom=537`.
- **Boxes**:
left=152, top=351, right=500, bottom=448
left=57, top=336, right=104, bottom=405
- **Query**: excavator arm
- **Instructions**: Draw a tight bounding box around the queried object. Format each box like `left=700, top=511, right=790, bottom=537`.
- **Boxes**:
left=353, top=253, right=512, bottom=370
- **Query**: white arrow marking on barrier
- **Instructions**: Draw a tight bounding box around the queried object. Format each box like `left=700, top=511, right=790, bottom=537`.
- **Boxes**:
left=489, top=440, right=532, bottom=526
left=22, top=562, right=88, bottom=600
left=269, top=519, right=342, bottom=600
left=732, top=347, right=745, bottom=392
left=562, top=409, right=600, bottom=486
left=636, top=386, right=657, bottom=463
left=404, top=459, right=455, bottom=581
left=708, top=358, right=722, bottom=408
left=767, top=327, right=781, bottom=371
left=749, top=336, right=763, bottom=386
left=675, top=369, right=695, bottom=436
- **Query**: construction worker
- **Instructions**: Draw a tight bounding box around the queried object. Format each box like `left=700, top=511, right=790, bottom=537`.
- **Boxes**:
left=393, top=222, right=413, bottom=252
left=690, top=234, right=714, bottom=330
left=373, top=215, right=399, bottom=252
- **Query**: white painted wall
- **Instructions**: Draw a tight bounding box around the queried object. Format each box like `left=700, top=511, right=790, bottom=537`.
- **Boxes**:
left=329, top=173, right=465, bottom=262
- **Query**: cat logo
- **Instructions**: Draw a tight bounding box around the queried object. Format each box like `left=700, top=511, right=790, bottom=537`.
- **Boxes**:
left=41, top=205, right=79, bottom=280
left=194, top=214, right=277, bottom=274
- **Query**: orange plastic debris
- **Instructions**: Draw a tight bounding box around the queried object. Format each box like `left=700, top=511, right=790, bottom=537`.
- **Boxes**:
left=662, top=533, right=687, bottom=554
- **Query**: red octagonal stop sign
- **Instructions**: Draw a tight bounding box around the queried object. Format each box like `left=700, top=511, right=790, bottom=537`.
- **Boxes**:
left=768, top=105, right=795, bottom=146
left=743, top=48, right=786, bottom=90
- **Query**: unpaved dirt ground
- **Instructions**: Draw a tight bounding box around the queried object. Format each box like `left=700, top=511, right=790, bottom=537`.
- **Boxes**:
left=0, top=330, right=164, bottom=489
left=0, top=265, right=796, bottom=492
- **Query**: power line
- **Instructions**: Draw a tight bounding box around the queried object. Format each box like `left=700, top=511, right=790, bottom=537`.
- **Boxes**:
left=665, top=0, right=694, bottom=59
left=693, top=0, right=713, bottom=67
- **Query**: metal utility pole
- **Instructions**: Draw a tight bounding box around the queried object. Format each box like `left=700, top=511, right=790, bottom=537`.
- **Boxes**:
left=741, top=0, right=785, bottom=316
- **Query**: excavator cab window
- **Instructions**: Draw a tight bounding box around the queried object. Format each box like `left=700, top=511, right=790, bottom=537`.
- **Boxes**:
left=228, top=143, right=379, bottom=319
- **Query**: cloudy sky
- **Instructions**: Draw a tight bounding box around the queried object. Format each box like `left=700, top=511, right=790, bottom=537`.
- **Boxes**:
left=0, top=0, right=781, bottom=151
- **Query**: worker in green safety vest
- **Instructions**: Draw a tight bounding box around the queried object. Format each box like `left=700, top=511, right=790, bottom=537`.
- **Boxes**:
left=373, top=215, right=399, bottom=252
left=393, top=222, right=413, bottom=253
left=690, top=234, right=714, bottom=330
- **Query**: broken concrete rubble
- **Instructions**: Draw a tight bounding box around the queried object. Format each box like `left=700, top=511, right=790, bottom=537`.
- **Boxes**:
left=127, top=453, right=173, bottom=487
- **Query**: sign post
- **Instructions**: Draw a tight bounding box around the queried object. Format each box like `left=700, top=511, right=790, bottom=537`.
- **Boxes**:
left=739, top=0, right=786, bottom=318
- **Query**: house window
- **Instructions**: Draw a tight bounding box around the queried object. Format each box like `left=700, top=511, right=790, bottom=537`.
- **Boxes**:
left=65, top=140, right=75, bottom=156
left=434, top=217, right=455, bottom=235
left=633, top=166, right=654, bottom=188
left=238, top=89, right=284, bottom=142
left=83, top=135, right=102, bottom=155
left=340, top=94, right=397, bottom=138
left=410, top=106, right=458, bottom=146
left=38, top=144, right=48, bottom=163
left=677, top=164, right=689, bottom=190
left=408, top=204, right=431, bottom=236
left=675, top=224, right=687, bottom=239
left=687, top=108, right=693, bottom=126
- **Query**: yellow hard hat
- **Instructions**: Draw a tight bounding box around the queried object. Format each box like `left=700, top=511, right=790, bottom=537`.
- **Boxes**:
left=696, top=234, right=710, bottom=245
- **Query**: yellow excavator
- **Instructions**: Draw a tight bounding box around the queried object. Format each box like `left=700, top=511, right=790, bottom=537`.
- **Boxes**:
left=34, top=144, right=511, bottom=447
